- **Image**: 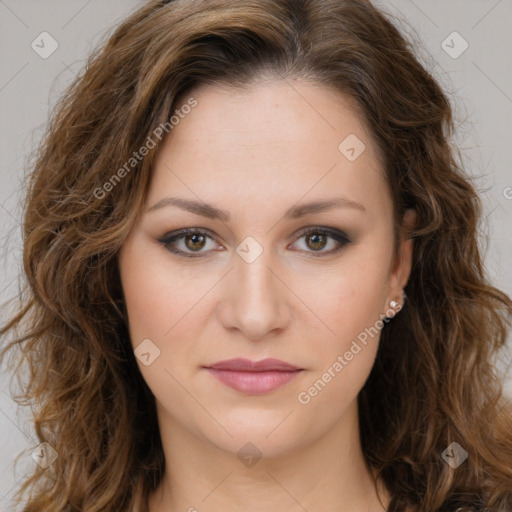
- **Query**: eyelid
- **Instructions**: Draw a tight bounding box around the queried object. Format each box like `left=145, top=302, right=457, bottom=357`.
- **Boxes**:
left=158, top=226, right=351, bottom=258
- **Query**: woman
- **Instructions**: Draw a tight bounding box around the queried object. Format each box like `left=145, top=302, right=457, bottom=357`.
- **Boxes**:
left=1, top=0, right=511, bottom=510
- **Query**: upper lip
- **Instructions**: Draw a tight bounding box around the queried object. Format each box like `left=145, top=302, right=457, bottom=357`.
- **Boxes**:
left=204, top=358, right=301, bottom=372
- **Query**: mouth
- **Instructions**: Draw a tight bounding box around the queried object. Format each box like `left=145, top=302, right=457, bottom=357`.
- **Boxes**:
left=202, top=358, right=304, bottom=395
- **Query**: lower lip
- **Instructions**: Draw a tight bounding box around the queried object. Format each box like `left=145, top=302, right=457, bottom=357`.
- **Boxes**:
left=206, top=369, right=302, bottom=394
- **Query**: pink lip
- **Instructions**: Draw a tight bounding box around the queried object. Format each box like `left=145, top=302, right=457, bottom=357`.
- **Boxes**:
left=203, top=358, right=303, bottom=394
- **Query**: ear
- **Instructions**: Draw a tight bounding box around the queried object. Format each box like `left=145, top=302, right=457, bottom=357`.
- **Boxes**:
left=388, top=208, right=416, bottom=299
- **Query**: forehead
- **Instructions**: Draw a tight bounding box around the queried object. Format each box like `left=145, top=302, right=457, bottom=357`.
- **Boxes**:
left=171, top=78, right=377, bottom=153
left=148, top=79, right=389, bottom=221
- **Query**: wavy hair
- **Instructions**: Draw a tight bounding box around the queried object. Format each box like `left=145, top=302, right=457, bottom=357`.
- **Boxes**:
left=1, top=0, right=511, bottom=510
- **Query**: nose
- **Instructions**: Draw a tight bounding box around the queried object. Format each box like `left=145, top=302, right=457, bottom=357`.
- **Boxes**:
left=217, top=249, right=291, bottom=341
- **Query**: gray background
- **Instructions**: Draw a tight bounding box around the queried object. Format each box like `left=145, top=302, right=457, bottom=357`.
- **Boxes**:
left=1, top=0, right=511, bottom=509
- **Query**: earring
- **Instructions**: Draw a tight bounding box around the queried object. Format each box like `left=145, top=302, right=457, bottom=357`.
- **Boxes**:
left=390, top=291, right=406, bottom=311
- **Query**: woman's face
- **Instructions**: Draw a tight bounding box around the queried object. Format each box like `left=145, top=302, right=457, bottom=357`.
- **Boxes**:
left=118, top=79, right=413, bottom=457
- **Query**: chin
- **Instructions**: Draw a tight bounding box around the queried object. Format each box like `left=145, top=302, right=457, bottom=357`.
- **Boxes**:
left=197, top=412, right=315, bottom=460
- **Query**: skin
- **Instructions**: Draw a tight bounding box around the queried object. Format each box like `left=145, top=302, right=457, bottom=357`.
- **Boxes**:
left=118, top=77, right=415, bottom=512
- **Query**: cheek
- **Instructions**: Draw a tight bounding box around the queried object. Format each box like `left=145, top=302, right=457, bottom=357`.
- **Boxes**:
left=119, top=250, right=209, bottom=427
left=119, top=237, right=207, bottom=349
left=302, top=248, right=391, bottom=354
left=121, top=271, right=207, bottom=395
left=294, top=246, right=391, bottom=403
left=295, top=283, right=386, bottom=420
left=118, top=238, right=229, bottom=388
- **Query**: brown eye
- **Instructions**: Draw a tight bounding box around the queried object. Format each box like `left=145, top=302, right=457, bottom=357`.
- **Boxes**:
left=305, top=233, right=327, bottom=251
left=185, top=233, right=206, bottom=251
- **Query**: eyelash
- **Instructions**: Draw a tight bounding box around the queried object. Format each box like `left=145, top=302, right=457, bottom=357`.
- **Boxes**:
left=158, top=226, right=351, bottom=258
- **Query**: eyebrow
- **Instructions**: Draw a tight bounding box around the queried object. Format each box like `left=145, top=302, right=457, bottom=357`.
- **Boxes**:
left=146, top=196, right=366, bottom=221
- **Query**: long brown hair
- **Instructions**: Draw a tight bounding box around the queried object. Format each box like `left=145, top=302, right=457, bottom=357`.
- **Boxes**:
left=1, top=0, right=511, bottom=510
